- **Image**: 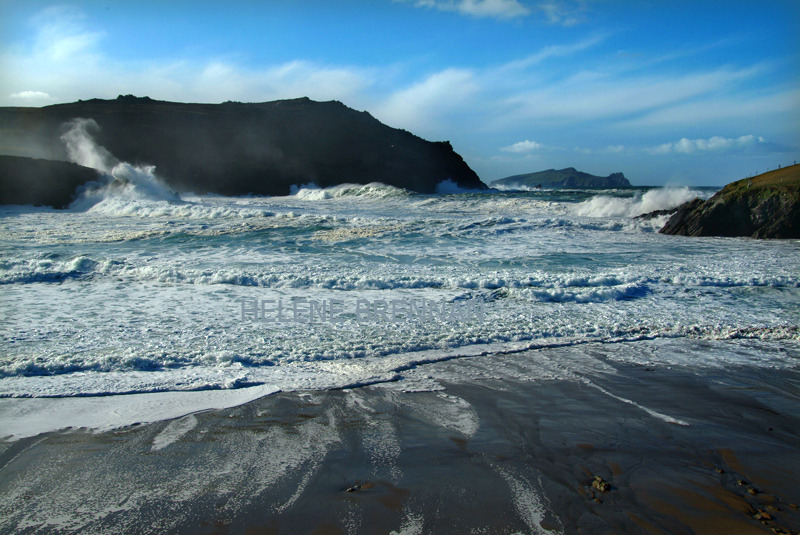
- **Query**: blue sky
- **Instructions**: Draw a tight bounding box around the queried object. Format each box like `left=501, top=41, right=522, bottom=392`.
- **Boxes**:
left=1, top=1, right=798, bottom=185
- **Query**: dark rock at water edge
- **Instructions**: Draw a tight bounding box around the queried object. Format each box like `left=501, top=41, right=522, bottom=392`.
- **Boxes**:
left=0, top=155, right=100, bottom=208
left=634, top=207, right=679, bottom=220
left=491, top=167, right=631, bottom=189
left=660, top=164, right=800, bottom=239
left=0, top=95, right=486, bottom=204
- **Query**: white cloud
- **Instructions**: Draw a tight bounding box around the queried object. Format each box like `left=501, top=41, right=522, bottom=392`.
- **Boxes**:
left=0, top=7, right=372, bottom=106
left=9, top=90, right=54, bottom=101
left=501, top=139, right=543, bottom=152
left=502, top=141, right=624, bottom=155
left=647, top=135, right=767, bottom=155
left=404, top=0, right=530, bottom=19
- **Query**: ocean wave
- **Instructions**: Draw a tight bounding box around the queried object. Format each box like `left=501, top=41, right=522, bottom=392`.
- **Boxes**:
left=512, top=281, right=651, bottom=303
left=0, top=255, right=110, bottom=284
left=490, top=183, right=547, bottom=192
left=79, top=197, right=276, bottom=219
left=574, top=187, right=707, bottom=218
left=4, top=254, right=799, bottom=292
left=290, top=182, right=409, bottom=200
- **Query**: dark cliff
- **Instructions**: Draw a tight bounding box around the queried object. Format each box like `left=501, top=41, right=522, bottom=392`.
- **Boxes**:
left=0, top=155, right=100, bottom=208
left=0, top=95, right=486, bottom=203
left=659, top=164, right=800, bottom=239
left=491, top=167, right=631, bottom=189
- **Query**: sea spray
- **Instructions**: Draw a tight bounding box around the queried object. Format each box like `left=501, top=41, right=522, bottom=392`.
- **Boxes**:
left=60, top=118, right=182, bottom=210
left=61, top=118, right=117, bottom=174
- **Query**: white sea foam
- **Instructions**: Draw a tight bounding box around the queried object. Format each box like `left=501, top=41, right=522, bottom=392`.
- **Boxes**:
left=584, top=380, right=690, bottom=426
left=291, top=182, right=408, bottom=200
left=0, top=384, right=281, bottom=440
left=490, top=182, right=541, bottom=192
left=2, top=182, right=799, bottom=441
left=494, top=466, right=552, bottom=535
left=151, top=414, right=199, bottom=451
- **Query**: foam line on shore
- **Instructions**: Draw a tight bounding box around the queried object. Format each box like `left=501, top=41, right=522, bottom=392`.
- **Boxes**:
left=583, top=380, right=690, bottom=426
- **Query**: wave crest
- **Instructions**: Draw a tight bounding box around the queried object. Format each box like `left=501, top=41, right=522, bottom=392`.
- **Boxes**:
left=290, top=182, right=409, bottom=200
left=574, top=187, right=706, bottom=218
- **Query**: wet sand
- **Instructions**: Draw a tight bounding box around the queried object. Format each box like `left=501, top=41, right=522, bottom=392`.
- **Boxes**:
left=1, top=340, right=799, bottom=534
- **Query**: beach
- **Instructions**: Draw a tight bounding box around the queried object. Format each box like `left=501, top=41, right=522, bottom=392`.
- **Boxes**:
left=2, top=2, right=799, bottom=532
left=2, top=338, right=799, bottom=534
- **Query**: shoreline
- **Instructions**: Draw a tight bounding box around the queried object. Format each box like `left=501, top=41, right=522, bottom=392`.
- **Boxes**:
left=2, top=340, right=799, bottom=534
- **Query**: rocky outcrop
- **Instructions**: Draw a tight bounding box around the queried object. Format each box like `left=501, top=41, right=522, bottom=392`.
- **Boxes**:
left=492, top=167, right=631, bottom=189
left=0, top=95, right=486, bottom=203
left=0, top=155, right=100, bottom=208
left=659, top=164, right=800, bottom=239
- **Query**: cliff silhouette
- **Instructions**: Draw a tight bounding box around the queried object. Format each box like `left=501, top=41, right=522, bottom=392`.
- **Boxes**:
left=0, top=95, right=485, bottom=205
left=0, top=155, right=100, bottom=208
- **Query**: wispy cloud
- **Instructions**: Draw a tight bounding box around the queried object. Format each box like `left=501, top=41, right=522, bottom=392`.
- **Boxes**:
left=1, top=7, right=373, bottom=106
left=402, top=0, right=531, bottom=19
left=496, top=65, right=767, bottom=125
left=30, top=5, right=105, bottom=61
left=623, top=87, right=800, bottom=129
left=535, top=1, right=589, bottom=26
left=603, top=145, right=625, bottom=153
left=400, top=0, right=593, bottom=24
left=373, top=68, right=478, bottom=132
left=192, top=60, right=373, bottom=103
left=496, top=34, right=606, bottom=72
left=647, top=135, right=767, bottom=155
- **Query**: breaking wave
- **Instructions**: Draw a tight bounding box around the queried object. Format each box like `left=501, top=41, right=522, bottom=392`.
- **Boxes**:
left=60, top=118, right=183, bottom=211
left=290, top=182, right=409, bottom=200
left=574, top=187, right=707, bottom=218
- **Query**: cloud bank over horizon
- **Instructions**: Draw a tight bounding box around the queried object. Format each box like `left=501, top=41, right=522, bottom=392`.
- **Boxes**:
left=1, top=1, right=798, bottom=185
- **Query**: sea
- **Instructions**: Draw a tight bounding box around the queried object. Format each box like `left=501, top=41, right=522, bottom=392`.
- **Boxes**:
left=1, top=156, right=799, bottom=440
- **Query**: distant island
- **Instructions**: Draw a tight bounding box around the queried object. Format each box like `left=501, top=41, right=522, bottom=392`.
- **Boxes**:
left=0, top=95, right=486, bottom=207
left=491, top=167, right=631, bottom=189
left=660, top=164, right=800, bottom=239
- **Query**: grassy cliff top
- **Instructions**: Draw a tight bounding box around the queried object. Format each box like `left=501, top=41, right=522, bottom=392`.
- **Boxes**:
left=720, top=164, right=800, bottom=197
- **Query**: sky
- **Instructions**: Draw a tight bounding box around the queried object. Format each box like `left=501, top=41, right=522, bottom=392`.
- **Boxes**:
left=1, top=0, right=798, bottom=186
